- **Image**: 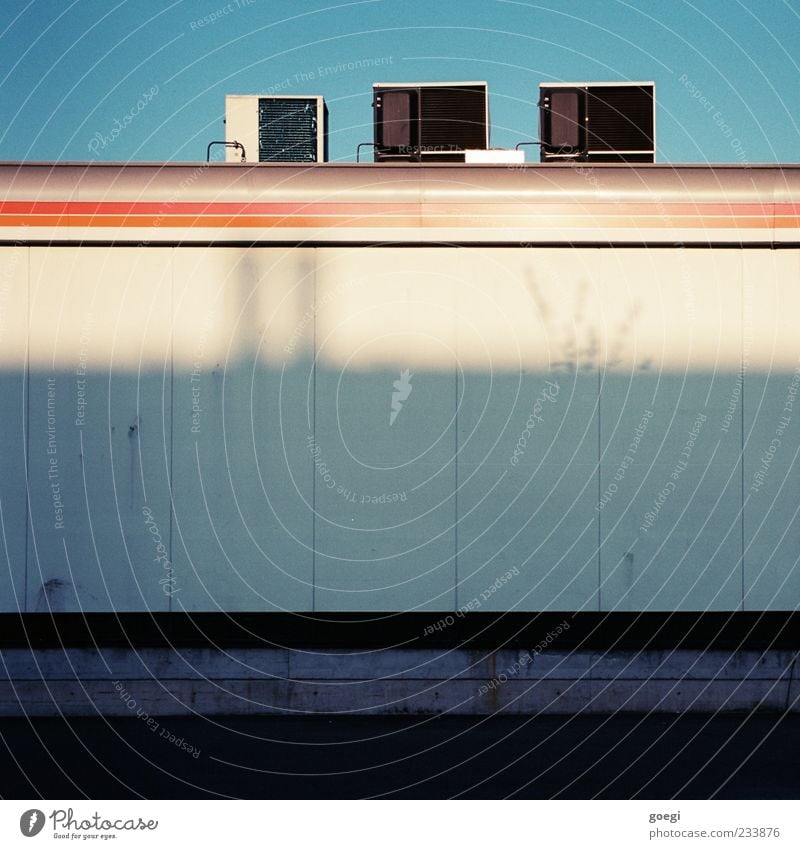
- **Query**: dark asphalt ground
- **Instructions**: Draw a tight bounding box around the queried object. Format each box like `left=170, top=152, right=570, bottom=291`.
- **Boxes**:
left=1, top=713, right=798, bottom=799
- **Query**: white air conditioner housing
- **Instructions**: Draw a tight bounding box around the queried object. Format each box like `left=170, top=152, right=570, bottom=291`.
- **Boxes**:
left=225, top=94, right=327, bottom=163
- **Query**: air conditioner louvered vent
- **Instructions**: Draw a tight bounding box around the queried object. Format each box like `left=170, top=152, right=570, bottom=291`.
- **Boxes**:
left=419, top=86, right=487, bottom=151
left=586, top=86, right=654, bottom=152
left=258, top=98, right=320, bottom=162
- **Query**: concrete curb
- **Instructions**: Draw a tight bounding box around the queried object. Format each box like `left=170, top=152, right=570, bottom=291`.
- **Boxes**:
left=1, top=647, right=797, bottom=715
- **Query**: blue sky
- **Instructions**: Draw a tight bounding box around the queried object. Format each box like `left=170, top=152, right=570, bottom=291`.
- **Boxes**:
left=1, top=0, right=799, bottom=163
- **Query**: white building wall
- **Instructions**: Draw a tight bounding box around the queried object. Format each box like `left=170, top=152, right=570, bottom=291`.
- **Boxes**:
left=1, top=245, right=798, bottom=612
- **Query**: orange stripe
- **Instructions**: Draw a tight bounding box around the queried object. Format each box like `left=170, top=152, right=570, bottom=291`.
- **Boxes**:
left=0, top=214, right=794, bottom=228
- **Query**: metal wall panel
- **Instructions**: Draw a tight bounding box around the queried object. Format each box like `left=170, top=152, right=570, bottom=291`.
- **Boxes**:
left=171, top=248, right=314, bottom=611
left=743, top=251, right=800, bottom=610
left=312, top=249, right=458, bottom=610
left=27, top=248, right=172, bottom=612
left=598, top=250, right=743, bottom=611
left=0, top=246, right=28, bottom=612
left=454, top=249, right=601, bottom=612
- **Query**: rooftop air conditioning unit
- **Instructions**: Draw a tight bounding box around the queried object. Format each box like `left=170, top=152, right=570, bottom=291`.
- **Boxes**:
left=539, top=82, right=655, bottom=163
left=372, top=82, right=489, bottom=162
left=225, top=94, right=328, bottom=162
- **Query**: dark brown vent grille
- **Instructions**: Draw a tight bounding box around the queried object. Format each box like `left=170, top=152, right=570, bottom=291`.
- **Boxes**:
left=586, top=86, right=654, bottom=152
left=419, top=86, right=487, bottom=151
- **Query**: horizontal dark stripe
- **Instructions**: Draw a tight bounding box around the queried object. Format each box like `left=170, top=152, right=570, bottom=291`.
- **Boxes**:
left=2, top=612, right=798, bottom=650
left=1, top=239, right=799, bottom=249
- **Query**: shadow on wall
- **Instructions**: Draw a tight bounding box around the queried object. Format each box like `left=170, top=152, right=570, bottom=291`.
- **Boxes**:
left=0, top=245, right=798, bottom=613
